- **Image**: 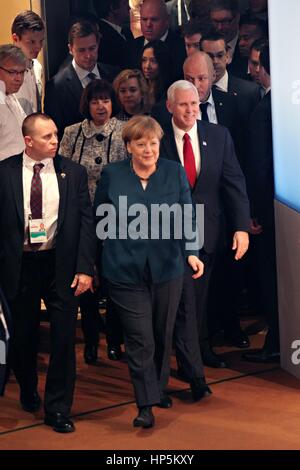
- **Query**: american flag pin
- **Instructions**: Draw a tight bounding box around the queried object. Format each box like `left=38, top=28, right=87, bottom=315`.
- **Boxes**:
left=203, top=141, right=207, bottom=146
left=61, top=172, right=66, bottom=178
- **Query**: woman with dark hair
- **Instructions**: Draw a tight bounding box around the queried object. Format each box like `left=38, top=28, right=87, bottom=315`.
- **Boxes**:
left=59, top=79, right=127, bottom=365
left=113, top=69, right=150, bottom=121
left=140, top=40, right=171, bottom=108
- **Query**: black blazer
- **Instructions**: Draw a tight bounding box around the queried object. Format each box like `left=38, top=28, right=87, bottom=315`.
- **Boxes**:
left=97, top=19, right=133, bottom=68
left=0, top=285, right=11, bottom=395
left=0, top=154, right=96, bottom=301
left=246, top=92, right=274, bottom=227
left=160, top=121, right=250, bottom=253
left=44, top=62, right=119, bottom=139
left=228, top=74, right=261, bottom=122
left=94, top=158, right=199, bottom=285
left=227, top=45, right=249, bottom=80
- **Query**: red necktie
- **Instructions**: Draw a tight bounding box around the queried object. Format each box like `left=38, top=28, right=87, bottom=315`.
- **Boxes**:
left=183, top=133, right=196, bottom=188
left=30, top=163, right=44, bottom=219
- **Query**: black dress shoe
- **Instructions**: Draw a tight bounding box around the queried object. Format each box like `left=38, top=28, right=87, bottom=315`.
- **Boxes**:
left=190, top=377, right=212, bottom=402
left=225, top=329, right=250, bottom=349
left=242, top=349, right=280, bottom=363
left=133, top=406, right=154, bottom=428
left=202, top=346, right=228, bottom=368
left=20, top=391, right=42, bottom=413
left=156, top=394, right=173, bottom=408
left=84, top=344, right=98, bottom=365
left=44, top=413, right=75, bottom=433
left=107, top=346, right=122, bottom=361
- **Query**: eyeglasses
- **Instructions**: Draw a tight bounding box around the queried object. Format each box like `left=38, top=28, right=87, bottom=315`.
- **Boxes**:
left=0, top=66, right=27, bottom=77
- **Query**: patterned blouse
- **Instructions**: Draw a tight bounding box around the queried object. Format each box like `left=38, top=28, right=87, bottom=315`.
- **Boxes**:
left=59, top=117, right=128, bottom=201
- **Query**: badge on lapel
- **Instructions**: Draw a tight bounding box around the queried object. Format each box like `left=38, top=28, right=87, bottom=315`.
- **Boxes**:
left=202, top=141, right=207, bottom=146
left=60, top=172, right=66, bottom=179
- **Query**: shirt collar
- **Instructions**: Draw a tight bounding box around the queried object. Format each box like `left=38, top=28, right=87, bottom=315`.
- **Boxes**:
left=23, top=152, right=54, bottom=170
left=172, top=119, right=198, bottom=141
left=72, top=59, right=99, bottom=81
left=144, top=29, right=169, bottom=45
left=214, top=70, right=228, bottom=92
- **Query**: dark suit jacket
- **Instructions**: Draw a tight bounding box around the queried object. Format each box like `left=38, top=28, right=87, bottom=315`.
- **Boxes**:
left=227, top=45, right=249, bottom=80
left=0, top=286, right=11, bottom=395
left=94, top=158, right=199, bottom=284
left=128, top=31, right=186, bottom=82
left=0, top=154, right=96, bottom=301
left=160, top=121, right=250, bottom=253
left=44, top=62, right=119, bottom=139
left=228, top=74, right=261, bottom=121
left=246, top=92, right=274, bottom=227
left=97, top=19, right=133, bottom=68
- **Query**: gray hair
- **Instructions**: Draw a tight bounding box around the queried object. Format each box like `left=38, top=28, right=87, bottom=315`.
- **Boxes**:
left=167, top=80, right=199, bottom=104
left=0, top=44, right=27, bottom=67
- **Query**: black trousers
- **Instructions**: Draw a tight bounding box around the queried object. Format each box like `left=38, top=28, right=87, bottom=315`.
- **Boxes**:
left=9, top=250, right=78, bottom=415
left=79, top=291, right=100, bottom=347
left=108, top=275, right=183, bottom=407
left=174, top=267, right=204, bottom=379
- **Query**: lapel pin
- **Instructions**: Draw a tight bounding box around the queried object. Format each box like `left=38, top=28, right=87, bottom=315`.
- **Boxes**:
left=61, top=172, right=66, bottom=178
left=219, top=102, right=223, bottom=106
left=203, top=141, right=207, bottom=146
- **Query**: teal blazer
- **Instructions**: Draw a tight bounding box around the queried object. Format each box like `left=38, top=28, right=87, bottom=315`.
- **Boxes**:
left=94, top=158, right=199, bottom=284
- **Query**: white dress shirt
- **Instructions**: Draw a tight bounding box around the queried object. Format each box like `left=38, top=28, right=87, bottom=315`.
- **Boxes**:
left=0, top=80, right=26, bottom=161
left=201, top=92, right=218, bottom=124
left=172, top=119, right=201, bottom=176
left=0, top=302, right=9, bottom=341
left=214, top=70, right=229, bottom=93
left=72, top=59, right=100, bottom=88
left=15, top=59, right=43, bottom=114
left=23, top=153, right=60, bottom=251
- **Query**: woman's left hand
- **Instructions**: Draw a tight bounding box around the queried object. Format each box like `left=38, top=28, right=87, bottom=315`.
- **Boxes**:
left=187, top=255, right=204, bottom=279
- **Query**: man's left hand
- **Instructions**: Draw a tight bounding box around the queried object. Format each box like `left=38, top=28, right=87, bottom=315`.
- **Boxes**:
left=232, top=231, right=249, bottom=260
left=71, top=273, right=94, bottom=296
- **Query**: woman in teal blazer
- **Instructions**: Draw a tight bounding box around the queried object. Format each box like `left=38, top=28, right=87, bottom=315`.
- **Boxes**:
left=94, top=116, right=203, bottom=429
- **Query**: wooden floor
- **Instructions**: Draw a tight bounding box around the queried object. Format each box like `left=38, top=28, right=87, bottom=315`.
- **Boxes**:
left=1, top=320, right=300, bottom=450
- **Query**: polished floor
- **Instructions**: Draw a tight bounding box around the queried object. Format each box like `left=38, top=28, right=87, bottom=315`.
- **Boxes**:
left=1, top=319, right=299, bottom=450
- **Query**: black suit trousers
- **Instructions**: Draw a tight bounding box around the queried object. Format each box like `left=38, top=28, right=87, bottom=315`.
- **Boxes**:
left=174, top=266, right=204, bottom=379
left=108, top=275, right=183, bottom=407
left=9, top=250, right=78, bottom=415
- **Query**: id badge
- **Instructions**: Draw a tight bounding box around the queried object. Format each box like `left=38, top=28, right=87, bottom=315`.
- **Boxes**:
left=29, top=218, right=47, bottom=244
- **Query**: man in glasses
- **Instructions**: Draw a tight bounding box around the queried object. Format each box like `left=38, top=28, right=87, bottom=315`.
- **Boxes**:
left=0, top=44, right=27, bottom=161
left=210, top=0, right=247, bottom=79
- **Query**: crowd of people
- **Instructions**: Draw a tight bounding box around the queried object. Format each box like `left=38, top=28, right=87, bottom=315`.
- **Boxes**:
left=0, top=0, right=278, bottom=433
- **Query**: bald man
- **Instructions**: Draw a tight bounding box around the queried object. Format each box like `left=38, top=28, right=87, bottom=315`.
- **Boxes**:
left=128, top=0, right=186, bottom=81
left=0, top=113, right=96, bottom=432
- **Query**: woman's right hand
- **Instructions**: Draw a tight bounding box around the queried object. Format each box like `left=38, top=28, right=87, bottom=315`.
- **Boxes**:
left=187, top=256, right=204, bottom=279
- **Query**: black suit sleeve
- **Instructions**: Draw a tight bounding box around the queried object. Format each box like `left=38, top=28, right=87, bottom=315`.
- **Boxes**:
left=76, top=166, right=97, bottom=276
left=221, top=128, right=250, bottom=232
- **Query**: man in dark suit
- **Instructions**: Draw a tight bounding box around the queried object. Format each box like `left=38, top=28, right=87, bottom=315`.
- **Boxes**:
left=93, top=0, right=133, bottom=68
left=242, top=44, right=280, bottom=363
left=152, top=51, right=240, bottom=160
left=160, top=80, right=250, bottom=370
left=0, top=286, right=11, bottom=396
left=0, top=113, right=96, bottom=432
left=128, top=0, right=186, bottom=81
left=44, top=20, right=118, bottom=139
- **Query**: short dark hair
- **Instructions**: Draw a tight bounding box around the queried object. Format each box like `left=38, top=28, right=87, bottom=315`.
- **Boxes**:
left=200, top=31, right=227, bottom=50
left=11, top=10, right=45, bottom=37
left=22, top=113, right=53, bottom=136
left=239, top=14, right=268, bottom=36
left=250, top=37, right=268, bottom=54
left=210, top=0, right=240, bottom=16
left=68, top=20, right=100, bottom=46
left=260, top=42, right=270, bottom=75
left=80, top=79, right=117, bottom=120
left=181, top=20, right=210, bottom=38
left=93, top=0, right=123, bottom=19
